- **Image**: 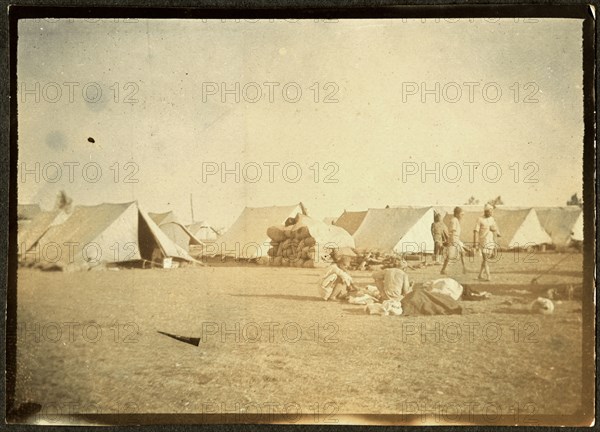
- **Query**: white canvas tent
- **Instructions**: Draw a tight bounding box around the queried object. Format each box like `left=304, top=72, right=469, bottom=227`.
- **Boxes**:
left=17, top=210, right=70, bottom=259
left=492, top=208, right=552, bottom=249
left=148, top=211, right=177, bottom=226
left=296, top=214, right=355, bottom=252
left=445, top=207, right=552, bottom=249
left=157, top=222, right=204, bottom=251
left=535, top=206, right=583, bottom=247
left=149, top=211, right=204, bottom=251
left=18, top=204, right=42, bottom=221
left=28, top=202, right=195, bottom=270
left=266, top=214, right=356, bottom=267
left=352, top=206, right=437, bottom=254
left=322, top=217, right=338, bottom=226
left=334, top=210, right=368, bottom=235
left=187, top=221, right=220, bottom=241
left=216, top=203, right=306, bottom=259
left=571, top=211, right=584, bottom=242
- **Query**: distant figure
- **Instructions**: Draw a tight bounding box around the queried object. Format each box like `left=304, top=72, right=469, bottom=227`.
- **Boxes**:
left=474, top=203, right=501, bottom=281
left=441, top=207, right=467, bottom=275
left=431, top=212, right=448, bottom=265
left=319, top=255, right=355, bottom=301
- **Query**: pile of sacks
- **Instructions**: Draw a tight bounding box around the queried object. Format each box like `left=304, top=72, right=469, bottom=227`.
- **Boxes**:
left=267, top=214, right=355, bottom=268
left=267, top=224, right=319, bottom=268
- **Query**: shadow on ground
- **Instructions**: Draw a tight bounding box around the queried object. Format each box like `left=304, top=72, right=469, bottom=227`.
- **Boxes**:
left=229, top=293, right=324, bottom=302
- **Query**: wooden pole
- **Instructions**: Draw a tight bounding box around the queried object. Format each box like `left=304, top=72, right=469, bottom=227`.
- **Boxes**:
left=190, top=193, right=194, bottom=223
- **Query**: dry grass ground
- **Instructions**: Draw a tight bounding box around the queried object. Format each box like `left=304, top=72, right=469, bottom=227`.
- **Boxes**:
left=13, top=252, right=584, bottom=424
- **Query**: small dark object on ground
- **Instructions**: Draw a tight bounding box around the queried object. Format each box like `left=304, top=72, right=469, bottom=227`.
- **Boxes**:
left=157, top=331, right=201, bottom=347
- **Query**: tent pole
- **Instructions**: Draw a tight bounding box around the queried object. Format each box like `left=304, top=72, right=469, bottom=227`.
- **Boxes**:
left=190, top=193, right=194, bottom=223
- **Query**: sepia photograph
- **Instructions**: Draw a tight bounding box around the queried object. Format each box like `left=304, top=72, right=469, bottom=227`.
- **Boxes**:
left=6, top=5, right=595, bottom=427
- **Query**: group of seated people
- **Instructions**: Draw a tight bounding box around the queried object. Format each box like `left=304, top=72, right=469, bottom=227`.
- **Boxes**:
left=318, top=255, right=413, bottom=301
left=318, top=254, right=480, bottom=316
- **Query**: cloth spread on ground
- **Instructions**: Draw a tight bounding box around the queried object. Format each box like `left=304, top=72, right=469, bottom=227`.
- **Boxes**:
left=423, top=278, right=464, bottom=301
left=363, top=285, right=380, bottom=297
left=365, top=300, right=403, bottom=316
left=461, top=285, right=492, bottom=301
left=348, top=293, right=378, bottom=305
left=400, top=289, right=463, bottom=316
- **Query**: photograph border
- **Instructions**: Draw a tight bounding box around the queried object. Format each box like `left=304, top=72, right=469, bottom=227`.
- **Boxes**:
left=4, top=2, right=597, bottom=427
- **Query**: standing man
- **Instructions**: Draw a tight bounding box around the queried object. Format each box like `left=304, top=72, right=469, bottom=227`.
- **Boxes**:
left=474, top=203, right=501, bottom=281
left=431, top=212, right=448, bottom=265
left=441, top=206, right=467, bottom=275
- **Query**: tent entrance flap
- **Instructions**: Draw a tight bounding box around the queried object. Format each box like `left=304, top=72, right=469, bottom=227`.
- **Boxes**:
left=138, top=211, right=165, bottom=261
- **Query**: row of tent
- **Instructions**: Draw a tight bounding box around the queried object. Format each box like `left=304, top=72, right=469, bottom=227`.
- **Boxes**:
left=16, top=201, right=584, bottom=270
left=16, top=202, right=215, bottom=271
left=191, top=203, right=583, bottom=259
left=18, top=204, right=220, bottom=241
left=16, top=202, right=356, bottom=266
left=215, top=203, right=355, bottom=261
left=334, top=205, right=583, bottom=254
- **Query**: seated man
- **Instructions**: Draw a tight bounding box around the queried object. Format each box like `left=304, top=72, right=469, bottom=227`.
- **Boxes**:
left=371, top=268, right=413, bottom=301
left=319, top=255, right=355, bottom=301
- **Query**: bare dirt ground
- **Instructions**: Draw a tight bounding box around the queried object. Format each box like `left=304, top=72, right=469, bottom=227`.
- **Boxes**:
left=14, top=252, right=585, bottom=423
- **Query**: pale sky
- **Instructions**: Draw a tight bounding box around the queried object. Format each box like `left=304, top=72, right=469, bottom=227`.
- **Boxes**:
left=17, top=18, right=584, bottom=227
